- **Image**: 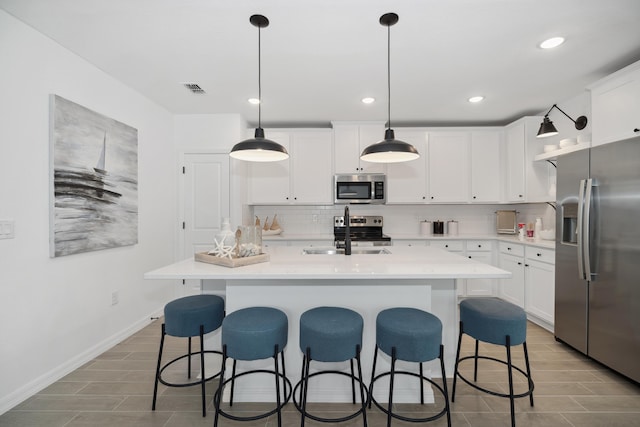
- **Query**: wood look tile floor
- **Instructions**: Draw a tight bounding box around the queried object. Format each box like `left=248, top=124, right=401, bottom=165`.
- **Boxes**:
left=2, top=320, right=639, bottom=426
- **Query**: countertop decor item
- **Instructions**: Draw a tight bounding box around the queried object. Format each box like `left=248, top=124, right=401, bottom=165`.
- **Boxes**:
left=360, top=13, right=420, bottom=164
left=195, top=252, right=270, bottom=267
left=536, top=103, right=588, bottom=138
left=229, top=15, right=288, bottom=162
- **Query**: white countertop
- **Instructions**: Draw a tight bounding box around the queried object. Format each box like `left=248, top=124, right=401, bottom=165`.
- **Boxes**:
left=145, top=245, right=511, bottom=281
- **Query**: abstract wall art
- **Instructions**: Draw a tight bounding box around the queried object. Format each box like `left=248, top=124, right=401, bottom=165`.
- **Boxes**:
left=49, top=95, right=138, bottom=257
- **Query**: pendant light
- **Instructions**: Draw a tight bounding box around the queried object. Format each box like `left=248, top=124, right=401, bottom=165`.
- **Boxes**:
left=230, top=14, right=289, bottom=162
left=360, top=13, right=420, bottom=164
left=536, top=104, right=588, bottom=138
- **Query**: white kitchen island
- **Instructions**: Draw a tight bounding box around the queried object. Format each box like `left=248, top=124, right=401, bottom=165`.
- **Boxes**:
left=145, top=245, right=510, bottom=403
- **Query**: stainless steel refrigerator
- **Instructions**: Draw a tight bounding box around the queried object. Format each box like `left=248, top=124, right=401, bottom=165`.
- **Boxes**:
left=555, top=136, right=640, bottom=383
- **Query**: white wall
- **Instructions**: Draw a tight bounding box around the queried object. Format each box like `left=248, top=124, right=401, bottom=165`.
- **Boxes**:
left=0, top=11, right=177, bottom=413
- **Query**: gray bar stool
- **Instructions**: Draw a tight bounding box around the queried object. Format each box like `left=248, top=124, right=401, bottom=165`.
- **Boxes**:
left=369, top=307, right=451, bottom=427
left=294, top=306, right=368, bottom=426
left=152, top=294, right=225, bottom=417
left=452, top=297, right=535, bottom=427
left=213, top=306, right=291, bottom=427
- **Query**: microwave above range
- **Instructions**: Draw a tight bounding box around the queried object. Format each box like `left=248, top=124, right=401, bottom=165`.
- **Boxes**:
left=334, top=174, right=386, bottom=204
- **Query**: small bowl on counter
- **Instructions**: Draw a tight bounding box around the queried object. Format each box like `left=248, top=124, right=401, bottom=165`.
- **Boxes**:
left=538, top=229, right=555, bottom=240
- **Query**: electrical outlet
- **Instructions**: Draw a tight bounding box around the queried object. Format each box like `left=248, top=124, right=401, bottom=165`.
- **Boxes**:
left=312, top=214, right=318, bottom=223
left=0, top=219, right=15, bottom=239
left=111, top=291, right=119, bottom=306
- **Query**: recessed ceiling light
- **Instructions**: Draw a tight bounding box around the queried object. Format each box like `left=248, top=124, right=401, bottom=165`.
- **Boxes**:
left=539, top=36, right=565, bottom=49
left=468, top=96, right=484, bottom=103
left=361, top=97, right=375, bottom=104
left=248, top=98, right=260, bottom=105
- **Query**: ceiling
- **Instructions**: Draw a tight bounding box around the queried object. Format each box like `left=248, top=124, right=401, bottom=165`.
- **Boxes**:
left=2, top=0, right=640, bottom=127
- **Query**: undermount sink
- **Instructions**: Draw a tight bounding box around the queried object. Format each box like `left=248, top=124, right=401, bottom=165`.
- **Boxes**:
left=302, top=247, right=391, bottom=255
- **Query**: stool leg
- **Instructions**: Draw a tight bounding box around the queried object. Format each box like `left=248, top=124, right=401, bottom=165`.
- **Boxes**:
left=199, top=325, right=206, bottom=417
left=280, top=350, right=287, bottom=404
left=368, top=346, right=379, bottom=409
left=506, top=335, right=516, bottom=427
left=151, top=323, right=166, bottom=410
left=523, top=341, right=534, bottom=407
left=419, top=362, right=424, bottom=404
left=229, top=359, right=237, bottom=407
left=387, top=347, right=397, bottom=427
left=451, top=321, right=464, bottom=402
left=187, top=336, right=192, bottom=379
left=350, top=358, right=356, bottom=404
left=300, top=347, right=311, bottom=427
left=355, top=345, right=368, bottom=427
left=213, top=346, right=227, bottom=427
left=474, top=339, right=479, bottom=382
left=273, top=344, right=283, bottom=427
left=439, top=345, right=452, bottom=427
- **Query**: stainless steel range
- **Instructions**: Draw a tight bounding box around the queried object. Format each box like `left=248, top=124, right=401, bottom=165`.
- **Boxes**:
left=334, top=215, right=391, bottom=246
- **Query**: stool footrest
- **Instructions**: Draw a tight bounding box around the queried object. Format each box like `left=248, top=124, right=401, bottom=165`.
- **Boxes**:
left=157, top=350, right=222, bottom=388
left=455, top=355, right=534, bottom=399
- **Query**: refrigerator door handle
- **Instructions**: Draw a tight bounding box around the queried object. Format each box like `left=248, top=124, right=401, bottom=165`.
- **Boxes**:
left=583, top=178, right=596, bottom=280
left=577, top=179, right=587, bottom=280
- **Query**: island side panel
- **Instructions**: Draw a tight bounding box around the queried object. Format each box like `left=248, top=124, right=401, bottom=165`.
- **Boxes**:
left=222, top=278, right=456, bottom=403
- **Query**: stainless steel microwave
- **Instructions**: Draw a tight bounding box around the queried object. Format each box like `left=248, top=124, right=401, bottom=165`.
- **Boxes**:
left=334, top=174, right=386, bottom=204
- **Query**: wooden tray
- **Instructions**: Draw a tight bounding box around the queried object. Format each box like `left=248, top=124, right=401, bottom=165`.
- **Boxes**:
left=195, top=252, right=270, bottom=268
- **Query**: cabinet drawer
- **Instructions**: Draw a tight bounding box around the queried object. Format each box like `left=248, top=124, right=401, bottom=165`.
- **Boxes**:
left=430, top=240, right=464, bottom=252
left=499, top=241, right=524, bottom=256
left=466, top=240, right=494, bottom=252
left=526, top=246, right=555, bottom=265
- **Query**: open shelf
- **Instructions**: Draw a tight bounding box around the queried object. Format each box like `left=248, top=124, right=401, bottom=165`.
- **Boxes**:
left=534, top=142, right=590, bottom=161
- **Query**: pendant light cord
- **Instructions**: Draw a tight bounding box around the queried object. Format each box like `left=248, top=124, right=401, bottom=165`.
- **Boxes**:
left=387, top=23, right=391, bottom=131
left=258, top=25, right=262, bottom=129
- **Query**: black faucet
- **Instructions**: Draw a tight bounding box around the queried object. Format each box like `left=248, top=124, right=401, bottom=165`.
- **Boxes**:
left=344, top=206, right=351, bottom=255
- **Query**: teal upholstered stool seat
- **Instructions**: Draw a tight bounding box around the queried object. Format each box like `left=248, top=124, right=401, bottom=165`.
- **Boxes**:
left=452, top=298, right=534, bottom=427
left=295, top=307, right=368, bottom=426
left=152, top=294, right=225, bottom=417
left=369, top=308, right=451, bottom=427
left=213, top=307, right=291, bottom=427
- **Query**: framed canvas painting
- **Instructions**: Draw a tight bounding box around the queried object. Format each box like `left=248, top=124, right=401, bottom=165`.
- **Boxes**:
left=49, top=95, right=138, bottom=257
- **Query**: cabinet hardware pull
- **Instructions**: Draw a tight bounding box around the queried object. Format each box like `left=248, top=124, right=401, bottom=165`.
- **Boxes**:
left=445, top=244, right=449, bottom=248
left=525, top=264, right=529, bottom=267
left=468, top=256, right=472, bottom=259
left=517, top=262, right=522, bottom=265
left=634, top=128, right=639, bottom=132
left=507, top=247, right=512, bottom=250
left=537, top=253, right=542, bottom=256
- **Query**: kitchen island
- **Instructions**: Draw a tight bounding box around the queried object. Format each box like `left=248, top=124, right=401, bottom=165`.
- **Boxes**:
left=145, top=245, right=510, bottom=403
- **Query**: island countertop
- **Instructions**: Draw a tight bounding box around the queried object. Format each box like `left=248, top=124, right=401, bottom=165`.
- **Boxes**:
left=144, top=245, right=511, bottom=280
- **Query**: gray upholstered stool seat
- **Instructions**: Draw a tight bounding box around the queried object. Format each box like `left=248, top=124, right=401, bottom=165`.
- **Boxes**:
left=370, top=308, right=451, bottom=427
left=152, top=294, right=225, bottom=417
left=213, top=307, right=291, bottom=427
left=452, top=298, right=534, bottom=427
left=295, top=307, right=368, bottom=426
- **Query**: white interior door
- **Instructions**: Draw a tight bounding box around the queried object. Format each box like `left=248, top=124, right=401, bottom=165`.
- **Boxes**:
left=180, top=153, right=230, bottom=296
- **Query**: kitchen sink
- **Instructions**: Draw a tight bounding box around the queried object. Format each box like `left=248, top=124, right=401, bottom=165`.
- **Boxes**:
left=302, top=247, right=391, bottom=255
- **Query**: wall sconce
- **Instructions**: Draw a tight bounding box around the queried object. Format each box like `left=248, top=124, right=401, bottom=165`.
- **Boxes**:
left=536, top=104, right=588, bottom=138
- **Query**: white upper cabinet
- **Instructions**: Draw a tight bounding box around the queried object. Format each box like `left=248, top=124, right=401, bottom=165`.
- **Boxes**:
left=589, top=61, right=640, bottom=147
left=248, top=129, right=332, bottom=205
left=385, top=129, right=429, bottom=203
left=333, top=122, right=386, bottom=174
left=470, top=130, right=502, bottom=203
left=504, top=117, right=553, bottom=203
left=428, top=131, right=470, bottom=203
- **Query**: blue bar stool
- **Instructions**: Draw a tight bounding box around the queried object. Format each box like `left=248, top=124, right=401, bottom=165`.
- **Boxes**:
left=213, top=306, right=291, bottom=427
left=294, top=306, right=368, bottom=426
left=369, top=307, right=451, bottom=427
left=452, top=298, right=535, bottom=427
left=152, top=294, right=225, bottom=417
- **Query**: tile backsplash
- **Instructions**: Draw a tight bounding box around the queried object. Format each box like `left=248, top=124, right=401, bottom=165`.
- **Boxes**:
left=250, top=203, right=556, bottom=236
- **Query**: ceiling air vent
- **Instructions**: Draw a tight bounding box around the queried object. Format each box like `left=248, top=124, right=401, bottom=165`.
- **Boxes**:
left=182, top=83, right=206, bottom=94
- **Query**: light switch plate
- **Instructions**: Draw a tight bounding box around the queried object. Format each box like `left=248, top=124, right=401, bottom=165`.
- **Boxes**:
left=0, top=220, right=15, bottom=239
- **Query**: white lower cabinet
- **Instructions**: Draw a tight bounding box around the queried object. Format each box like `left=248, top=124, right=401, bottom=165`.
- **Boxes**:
left=498, top=242, right=555, bottom=330
left=430, top=239, right=495, bottom=297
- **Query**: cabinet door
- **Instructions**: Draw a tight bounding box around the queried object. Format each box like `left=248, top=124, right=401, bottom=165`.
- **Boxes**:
left=333, top=123, right=386, bottom=174
left=470, top=131, right=501, bottom=203
left=428, top=132, right=470, bottom=202
left=524, top=117, right=553, bottom=202
left=591, top=68, right=640, bottom=146
left=504, top=123, right=525, bottom=202
left=358, top=123, right=387, bottom=173
left=248, top=132, right=291, bottom=204
left=498, top=253, right=525, bottom=307
left=386, top=130, right=428, bottom=203
left=290, top=131, right=332, bottom=204
left=466, top=251, right=496, bottom=296
left=525, top=259, right=555, bottom=324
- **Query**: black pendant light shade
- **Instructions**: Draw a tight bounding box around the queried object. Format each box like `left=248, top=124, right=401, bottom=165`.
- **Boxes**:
left=536, top=104, right=588, bottom=139
left=360, top=13, right=420, bottom=164
left=230, top=14, right=289, bottom=162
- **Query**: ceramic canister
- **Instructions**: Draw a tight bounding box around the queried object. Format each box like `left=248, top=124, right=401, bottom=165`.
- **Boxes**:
left=433, top=221, right=444, bottom=235
left=447, top=220, right=459, bottom=235
left=420, top=221, right=432, bottom=235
